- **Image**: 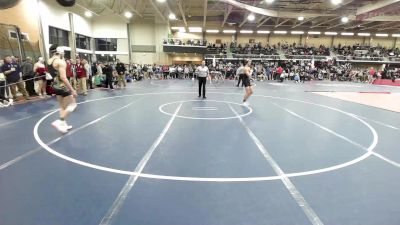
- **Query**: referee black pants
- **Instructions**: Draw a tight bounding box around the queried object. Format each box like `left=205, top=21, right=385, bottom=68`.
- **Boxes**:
left=105, top=75, right=114, bottom=89
left=198, top=77, right=206, bottom=98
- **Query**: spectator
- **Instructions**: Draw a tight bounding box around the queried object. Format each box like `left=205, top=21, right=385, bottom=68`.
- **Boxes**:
left=115, top=59, right=126, bottom=88
left=34, top=57, right=48, bottom=98
left=66, top=59, right=76, bottom=90
left=0, top=61, right=13, bottom=107
left=83, top=59, right=93, bottom=89
left=22, top=57, right=36, bottom=96
left=102, top=62, right=114, bottom=90
left=76, top=58, right=88, bottom=95
left=1, top=56, right=30, bottom=101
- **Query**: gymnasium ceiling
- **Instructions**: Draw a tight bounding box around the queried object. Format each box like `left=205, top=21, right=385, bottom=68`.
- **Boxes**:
left=75, top=0, right=400, bottom=32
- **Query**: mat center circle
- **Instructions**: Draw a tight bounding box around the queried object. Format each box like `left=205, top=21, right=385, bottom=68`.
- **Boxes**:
left=159, top=100, right=253, bottom=120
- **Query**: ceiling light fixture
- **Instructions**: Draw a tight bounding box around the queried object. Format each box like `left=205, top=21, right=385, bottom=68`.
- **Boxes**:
left=223, top=30, right=236, bottom=33
left=124, top=11, right=132, bottom=18
left=84, top=11, right=92, bottom=17
left=156, top=0, right=166, bottom=2
left=341, top=32, right=354, bottom=36
left=240, top=30, right=253, bottom=34
left=341, top=16, right=349, bottom=23
left=291, top=31, right=304, bottom=34
left=375, top=33, right=389, bottom=37
left=206, top=30, right=219, bottom=33
left=274, top=30, right=287, bottom=34
left=169, top=13, right=176, bottom=20
left=358, top=33, right=370, bottom=36
left=257, top=30, right=270, bottom=34
left=325, top=32, right=338, bottom=35
left=265, top=0, right=275, bottom=3
left=331, top=0, right=343, bottom=5
left=298, top=16, right=304, bottom=21
left=308, top=31, right=321, bottom=35
left=247, top=14, right=255, bottom=21
left=189, top=27, right=202, bottom=33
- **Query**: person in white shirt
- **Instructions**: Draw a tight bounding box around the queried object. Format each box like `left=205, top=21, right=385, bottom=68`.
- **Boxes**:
left=184, top=65, right=189, bottom=79
left=169, top=66, right=175, bottom=79
left=178, top=65, right=183, bottom=79
left=196, top=61, right=210, bottom=99
left=236, top=62, right=245, bottom=87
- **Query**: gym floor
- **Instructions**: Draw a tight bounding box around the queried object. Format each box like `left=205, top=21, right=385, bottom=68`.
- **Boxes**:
left=0, top=80, right=399, bottom=225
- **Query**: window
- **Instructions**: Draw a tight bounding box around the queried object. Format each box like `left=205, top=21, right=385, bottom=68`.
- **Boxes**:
left=76, top=34, right=91, bottom=50
left=77, top=52, right=92, bottom=63
left=96, top=54, right=116, bottom=62
left=95, top=38, right=117, bottom=51
left=49, top=26, right=69, bottom=47
left=64, top=50, right=71, bottom=60
left=20, top=33, right=29, bottom=41
left=8, top=31, right=29, bottom=41
left=8, top=30, right=18, bottom=39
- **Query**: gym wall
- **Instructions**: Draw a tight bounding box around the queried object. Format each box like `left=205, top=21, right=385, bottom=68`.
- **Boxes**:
left=130, top=21, right=170, bottom=65
left=0, top=0, right=41, bottom=59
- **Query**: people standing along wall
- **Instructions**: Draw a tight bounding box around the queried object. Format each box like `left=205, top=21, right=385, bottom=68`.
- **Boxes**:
left=115, top=59, right=126, bottom=88
left=22, top=57, right=37, bottom=97
left=34, top=57, right=48, bottom=98
left=76, top=59, right=87, bottom=95
left=1, top=56, right=30, bottom=101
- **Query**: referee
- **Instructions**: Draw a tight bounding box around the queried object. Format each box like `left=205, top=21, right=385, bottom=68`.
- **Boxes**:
left=196, top=60, right=210, bottom=99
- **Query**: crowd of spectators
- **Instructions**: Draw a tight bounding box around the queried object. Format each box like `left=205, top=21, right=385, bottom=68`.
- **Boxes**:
left=165, top=38, right=400, bottom=62
left=1, top=51, right=399, bottom=108
left=202, top=59, right=399, bottom=83
left=333, top=44, right=400, bottom=61
left=283, top=43, right=330, bottom=56
left=163, top=38, right=207, bottom=46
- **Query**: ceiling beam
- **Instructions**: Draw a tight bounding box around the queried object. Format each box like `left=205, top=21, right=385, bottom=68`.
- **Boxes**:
left=327, top=22, right=345, bottom=30
left=149, top=0, right=167, bottom=22
left=275, top=18, right=291, bottom=28
left=345, top=21, right=375, bottom=29
left=359, top=21, right=395, bottom=30
left=256, top=17, right=271, bottom=28
left=356, top=0, right=400, bottom=15
left=311, top=16, right=340, bottom=28
left=221, top=5, right=233, bottom=27
left=238, top=0, right=260, bottom=28
left=219, top=0, right=337, bottom=18
left=360, top=15, right=400, bottom=22
left=87, top=0, right=128, bottom=21
left=176, top=0, right=188, bottom=28
left=203, top=0, right=207, bottom=28
left=121, top=0, right=143, bottom=17
left=239, top=12, right=251, bottom=28
left=292, top=17, right=317, bottom=29
left=379, top=25, right=400, bottom=31
left=331, top=0, right=355, bottom=10
left=75, top=3, right=100, bottom=16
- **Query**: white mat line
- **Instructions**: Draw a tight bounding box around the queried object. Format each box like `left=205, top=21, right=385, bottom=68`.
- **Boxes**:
left=229, top=105, right=324, bottom=225
left=99, top=103, right=182, bottom=225
left=271, top=102, right=399, bottom=168
left=192, top=107, right=218, bottom=111
left=0, top=98, right=144, bottom=172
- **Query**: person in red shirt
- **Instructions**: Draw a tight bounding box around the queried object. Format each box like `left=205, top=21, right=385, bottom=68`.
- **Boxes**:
left=34, top=57, right=47, bottom=98
left=276, top=66, right=283, bottom=80
left=66, top=59, right=76, bottom=90
left=75, top=58, right=87, bottom=95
